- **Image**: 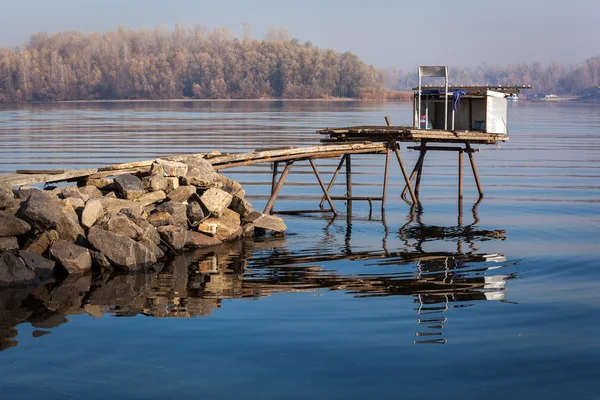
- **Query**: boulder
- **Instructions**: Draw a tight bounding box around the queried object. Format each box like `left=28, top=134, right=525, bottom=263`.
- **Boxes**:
left=166, top=185, right=196, bottom=202
left=49, top=241, right=92, bottom=274
left=60, top=186, right=89, bottom=202
left=155, top=200, right=187, bottom=227
left=155, top=159, right=188, bottom=177
left=202, top=218, right=242, bottom=242
left=88, top=227, right=158, bottom=271
left=150, top=163, right=165, bottom=176
left=142, top=175, right=168, bottom=192
left=229, top=195, right=253, bottom=219
left=104, top=191, right=118, bottom=198
left=90, top=250, right=112, bottom=270
left=0, top=183, right=15, bottom=210
left=0, top=210, right=31, bottom=237
left=197, top=221, right=217, bottom=236
left=139, top=239, right=165, bottom=261
left=13, top=187, right=42, bottom=200
left=157, top=225, right=188, bottom=251
left=119, top=209, right=161, bottom=245
left=94, top=212, right=143, bottom=240
left=55, top=201, right=86, bottom=245
left=147, top=211, right=173, bottom=227
left=200, top=188, right=233, bottom=217
left=18, top=190, right=62, bottom=231
left=97, top=197, right=143, bottom=215
left=79, top=185, right=103, bottom=199
left=114, top=174, right=144, bottom=200
left=0, top=236, right=19, bottom=252
left=81, top=199, right=105, bottom=229
left=187, top=201, right=205, bottom=222
left=86, top=178, right=115, bottom=190
left=18, top=250, right=56, bottom=280
left=0, top=253, right=39, bottom=287
left=165, top=177, right=179, bottom=192
left=186, top=231, right=222, bottom=249
left=244, top=211, right=287, bottom=233
left=215, top=174, right=245, bottom=197
left=220, top=209, right=241, bottom=226
left=137, top=190, right=166, bottom=207
left=23, top=230, right=60, bottom=254
left=64, top=197, right=85, bottom=211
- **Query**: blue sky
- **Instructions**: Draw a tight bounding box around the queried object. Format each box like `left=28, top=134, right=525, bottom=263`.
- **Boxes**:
left=1, top=0, right=598, bottom=69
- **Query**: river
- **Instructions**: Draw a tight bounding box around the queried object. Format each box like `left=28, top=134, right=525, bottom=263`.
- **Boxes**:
left=0, top=100, right=599, bottom=399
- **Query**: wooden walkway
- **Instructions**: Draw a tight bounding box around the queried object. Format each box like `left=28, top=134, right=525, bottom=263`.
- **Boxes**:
left=0, top=119, right=507, bottom=215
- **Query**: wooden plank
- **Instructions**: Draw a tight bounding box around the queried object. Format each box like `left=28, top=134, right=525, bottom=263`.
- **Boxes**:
left=87, top=166, right=151, bottom=179
left=98, top=160, right=155, bottom=171
left=0, top=168, right=98, bottom=187
left=16, top=169, right=66, bottom=175
left=209, top=143, right=381, bottom=166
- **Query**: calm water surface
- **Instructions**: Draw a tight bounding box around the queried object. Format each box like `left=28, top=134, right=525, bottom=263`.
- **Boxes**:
left=0, top=101, right=599, bottom=399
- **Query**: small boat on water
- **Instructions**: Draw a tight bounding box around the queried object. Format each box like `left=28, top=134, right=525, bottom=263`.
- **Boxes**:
left=506, top=94, right=519, bottom=101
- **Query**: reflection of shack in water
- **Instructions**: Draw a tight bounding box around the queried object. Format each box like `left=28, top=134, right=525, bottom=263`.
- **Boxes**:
left=0, top=215, right=512, bottom=350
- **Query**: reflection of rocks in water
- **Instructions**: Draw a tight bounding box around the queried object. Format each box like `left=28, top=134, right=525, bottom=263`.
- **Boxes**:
left=0, top=227, right=512, bottom=351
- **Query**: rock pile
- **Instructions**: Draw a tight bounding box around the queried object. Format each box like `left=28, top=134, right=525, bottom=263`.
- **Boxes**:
left=0, top=156, right=286, bottom=286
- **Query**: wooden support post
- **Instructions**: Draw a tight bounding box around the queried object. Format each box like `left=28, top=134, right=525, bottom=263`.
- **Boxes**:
left=402, top=142, right=426, bottom=200
left=346, top=154, right=352, bottom=198
left=263, top=161, right=294, bottom=215
left=382, top=148, right=390, bottom=210
left=392, top=141, right=418, bottom=204
left=271, top=162, right=278, bottom=196
left=309, top=159, right=337, bottom=216
left=458, top=149, right=464, bottom=218
left=319, top=155, right=346, bottom=208
left=465, top=143, right=483, bottom=199
left=414, top=148, right=426, bottom=198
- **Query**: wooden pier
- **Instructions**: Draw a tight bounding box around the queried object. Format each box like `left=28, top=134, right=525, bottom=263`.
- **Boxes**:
left=0, top=119, right=507, bottom=216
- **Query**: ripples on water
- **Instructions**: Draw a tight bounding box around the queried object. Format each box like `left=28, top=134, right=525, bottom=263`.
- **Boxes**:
left=0, top=101, right=599, bottom=399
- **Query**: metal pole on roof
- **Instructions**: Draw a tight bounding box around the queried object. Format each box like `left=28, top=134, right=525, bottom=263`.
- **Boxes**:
left=444, top=66, right=448, bottom=130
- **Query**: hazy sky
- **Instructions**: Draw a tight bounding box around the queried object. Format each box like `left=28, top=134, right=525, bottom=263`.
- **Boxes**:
left=1, top=0, right=598, bottom=69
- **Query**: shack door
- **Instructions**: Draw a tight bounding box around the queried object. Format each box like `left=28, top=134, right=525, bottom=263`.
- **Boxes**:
left=485, top=90, right=508, bottom=134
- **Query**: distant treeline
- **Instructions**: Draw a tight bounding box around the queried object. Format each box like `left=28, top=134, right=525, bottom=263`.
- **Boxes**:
left=382, top=57, right=600, bottom=96
left=0, top=25, right=383, bottom=102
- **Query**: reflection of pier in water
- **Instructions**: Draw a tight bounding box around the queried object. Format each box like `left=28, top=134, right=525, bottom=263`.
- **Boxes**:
left=0, top=208, right=512, bottom=350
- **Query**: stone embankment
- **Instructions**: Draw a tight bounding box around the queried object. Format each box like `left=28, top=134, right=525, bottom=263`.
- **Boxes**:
left=0, top=156, right=286, bottom=286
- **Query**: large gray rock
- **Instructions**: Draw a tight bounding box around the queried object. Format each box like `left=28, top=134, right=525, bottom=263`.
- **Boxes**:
left=94, top=212, right=144, bottom=240
left=155, top=200, right=187, bottom=227
left=0, top=184, right=15, bottom=210
left=137, top=190, right=166, bottom=207
left=0, top=253, right=39, bottom=287
left=0, top=210, right=31, bottom=237
left=90, top=250, right=112, bottom=270
left=49, top=240, right=92, bottom=274
left=60, top=186, right=90, bottom=203
left=156, top=159, right=188, bottom=177
left=19, top=250, right=56, bottom=280
left=0, top=236, right=19, bottom=252
left=244, top=211, right=287, bottom=233
left=120, top=209, right=161, bottom=245
left=55, top=201, right=86, bottom=245
left=214, top=174, right=245, bottom=197
left=88, top=227, right=158, bottom=271
left=13, top=187, right=42, bottom=200
left=147, top=211, right=173, bottom=227
left=200, top=188, right=233, bottom=217
left=79, top=185, right=103, bottom=200
left=81, top=199, right=105, bottom=229
left=18, top=190, right=63, bottom=231
left=187, top=201, right=205, bottom=222
left=114, top=174, right=144, bottom=200
left=186, top=231, right=222, bottom=249
left=166, top=186, right=196, bottom=202
left=202, top=218, right=242, bottom=242
left=97, top=197, right=143, bottom=215
left=23, top=230, right=60, bottom=255
left=182, top=157, right=218, bottom=188
left=229, top=195, right=254, bottom=219
left=157, top=225, right=188, bottom=251
left=142, top=175, right=168, bottom=192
